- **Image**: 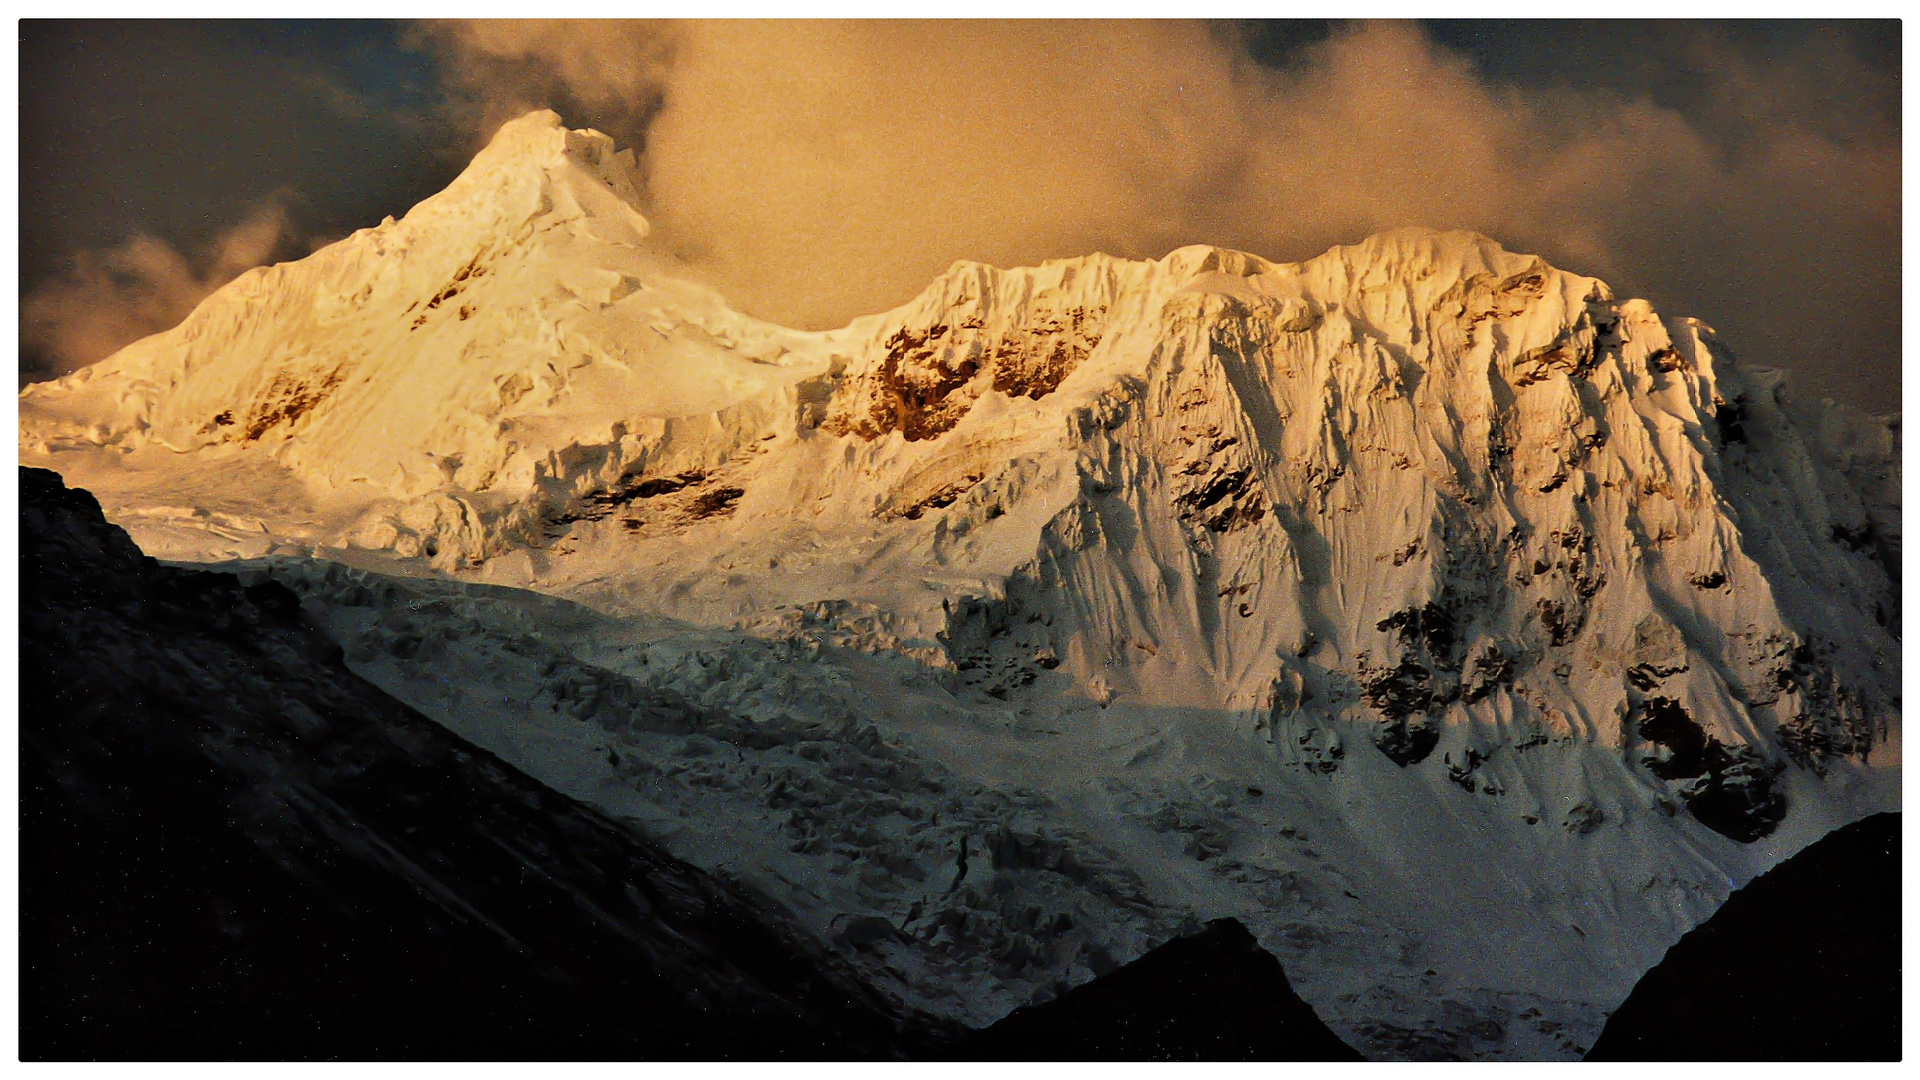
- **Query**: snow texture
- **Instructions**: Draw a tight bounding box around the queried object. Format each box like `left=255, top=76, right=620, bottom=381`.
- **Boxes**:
left=21, top=112, right=1901, bottom=1060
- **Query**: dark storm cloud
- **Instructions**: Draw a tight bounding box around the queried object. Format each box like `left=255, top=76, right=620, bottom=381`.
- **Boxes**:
left=18, top=20, right=1901, bottom=408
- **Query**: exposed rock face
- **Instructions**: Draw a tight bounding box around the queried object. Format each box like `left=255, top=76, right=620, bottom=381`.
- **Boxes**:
left=822, top=277, right=1111, bottom=442
left=18, top=467, right=934, bottom=1060
left=1586, top=812, right=1900, bottom=1061
left=19, top=112, right=1900, bottom=1060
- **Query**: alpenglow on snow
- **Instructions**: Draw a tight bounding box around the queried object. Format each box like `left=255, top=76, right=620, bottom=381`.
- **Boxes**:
left=20, top=111, right=1900, bottom=1061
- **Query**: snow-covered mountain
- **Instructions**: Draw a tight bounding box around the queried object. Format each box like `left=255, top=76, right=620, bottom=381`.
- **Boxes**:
left=20, top=111, right=1900, bottom=1060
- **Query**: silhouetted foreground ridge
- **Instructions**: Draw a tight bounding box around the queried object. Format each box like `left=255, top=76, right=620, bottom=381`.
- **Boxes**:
left=1587, top=812, right=1900, bottom=1060
left=953, top=918, right=1361, bottom=1060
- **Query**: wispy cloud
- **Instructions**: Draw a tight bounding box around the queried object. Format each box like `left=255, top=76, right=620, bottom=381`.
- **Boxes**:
left=22, top=197, right=298, bottom=381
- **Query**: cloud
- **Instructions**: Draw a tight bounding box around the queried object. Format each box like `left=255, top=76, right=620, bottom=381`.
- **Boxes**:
left=21, top=197, right=297, bottom=381
left=416, top=19, right=1899, bottom=405
left=408, top=19, right=674, bottom=158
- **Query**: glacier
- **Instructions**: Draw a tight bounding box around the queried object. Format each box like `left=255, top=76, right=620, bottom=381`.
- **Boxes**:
left=19, top=111, right=1900, bottom=1060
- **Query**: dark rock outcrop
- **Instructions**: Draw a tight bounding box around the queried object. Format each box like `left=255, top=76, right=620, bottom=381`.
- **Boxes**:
left=1586, top=812, right=1900, bottom=1061
left=18, top=467, right=940, bottom=1060
left=948, top=918, right=1361, bottom=1060
left=1634, top=695, right=1787, bottom=843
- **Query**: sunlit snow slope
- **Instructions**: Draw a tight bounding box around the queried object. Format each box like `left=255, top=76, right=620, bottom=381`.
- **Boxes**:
left=21, top=112, right=1900, bottom=1060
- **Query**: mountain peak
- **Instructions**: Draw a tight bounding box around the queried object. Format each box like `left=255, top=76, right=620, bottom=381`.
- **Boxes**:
left=407, top=109, right=648, bottom=245
left=467, top=109, right=631, bottom=181
left=473, top=107, right=570, bottom=161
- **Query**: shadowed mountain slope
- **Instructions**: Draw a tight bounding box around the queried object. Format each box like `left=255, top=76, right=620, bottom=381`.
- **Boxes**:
left=952, top=918, right=1362, bottom=1060
left=18, top=465, right=941, bottom=1060
left=1586, top=811, right=1900, bottom=1061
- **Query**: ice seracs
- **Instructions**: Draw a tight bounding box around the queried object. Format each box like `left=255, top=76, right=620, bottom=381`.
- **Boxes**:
left=20, top=112, right=1900, bottom=1060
